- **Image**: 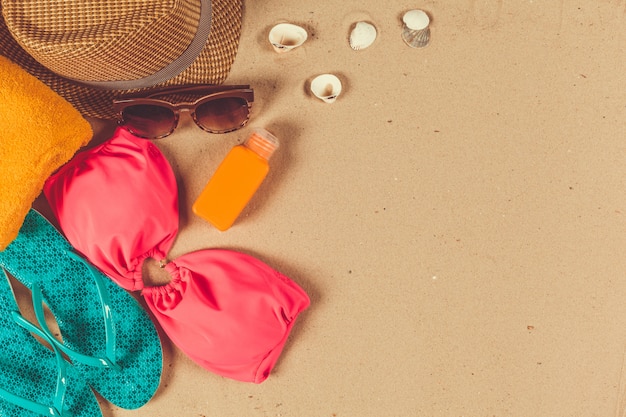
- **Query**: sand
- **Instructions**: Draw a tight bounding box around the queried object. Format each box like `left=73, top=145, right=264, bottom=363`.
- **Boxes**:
left=29, top=0, right=626, bottom=415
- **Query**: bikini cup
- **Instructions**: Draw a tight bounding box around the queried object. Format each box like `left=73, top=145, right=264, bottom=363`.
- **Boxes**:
left=43, top=128, right=310, bottom=383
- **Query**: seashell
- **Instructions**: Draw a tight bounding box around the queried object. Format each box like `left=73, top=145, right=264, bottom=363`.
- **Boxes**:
left=268, top=23, right=308, bottom=53
left=401, top=10, right=430, bottom=48
left=310, top=74, right=342, bottom=103
left=349, top=21, right=377, bottom=51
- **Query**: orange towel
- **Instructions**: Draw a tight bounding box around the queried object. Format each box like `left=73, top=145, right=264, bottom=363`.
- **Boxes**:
left=0, top=55, right=92, bottom=250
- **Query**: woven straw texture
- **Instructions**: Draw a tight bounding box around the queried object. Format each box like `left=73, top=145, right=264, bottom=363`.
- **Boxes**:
left=0, top=0, right=242, bottom=119
left=4, top=0, right=201, bottom=82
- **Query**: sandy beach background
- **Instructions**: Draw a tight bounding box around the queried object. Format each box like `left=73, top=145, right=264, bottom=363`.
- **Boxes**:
left=30, top=0, right=626, bottom=416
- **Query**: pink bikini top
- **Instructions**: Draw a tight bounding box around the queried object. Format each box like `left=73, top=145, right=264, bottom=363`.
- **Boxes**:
left=43, top=128, right=310, bottom=383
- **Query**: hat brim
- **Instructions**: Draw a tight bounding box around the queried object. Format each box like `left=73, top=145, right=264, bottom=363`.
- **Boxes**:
left=0, top=0, right=242, bottom=119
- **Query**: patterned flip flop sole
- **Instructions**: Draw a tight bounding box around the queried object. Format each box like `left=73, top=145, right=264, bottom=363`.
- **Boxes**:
left=0, top=269, right=103, bottom=417
left=0, top=210, right=163, bottom=410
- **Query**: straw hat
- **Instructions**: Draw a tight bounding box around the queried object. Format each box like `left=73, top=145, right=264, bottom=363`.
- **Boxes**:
left=0, top=0, right=242, bottom=119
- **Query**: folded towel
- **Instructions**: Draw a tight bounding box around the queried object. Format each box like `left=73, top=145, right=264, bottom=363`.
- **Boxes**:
left=0, top=55, right=92, bottom=250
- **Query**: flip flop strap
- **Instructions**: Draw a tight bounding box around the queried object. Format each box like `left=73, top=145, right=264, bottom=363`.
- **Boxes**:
left=32, top=251, right=120, bottom=371
left=0, top=311, right=72, bottom=417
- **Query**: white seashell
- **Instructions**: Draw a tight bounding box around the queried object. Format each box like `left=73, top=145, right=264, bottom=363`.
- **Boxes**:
left=310, top=74, right=342, bottom=103
left=401, top=10, right=430, bottom=48
left=349, top=21, right=377, bottom=51
left=268, top=23, right=308, bottom=53
left=403, top=9, right=430, bottom=30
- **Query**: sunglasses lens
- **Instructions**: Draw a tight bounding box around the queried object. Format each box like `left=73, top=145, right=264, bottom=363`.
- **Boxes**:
left=195, top=97, right=249, bottom=133
left=121, top=104, right=176, bottom=138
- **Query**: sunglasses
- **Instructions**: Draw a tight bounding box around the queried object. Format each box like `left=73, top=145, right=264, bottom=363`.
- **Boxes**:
left=113, top=85, right=254, bottom=139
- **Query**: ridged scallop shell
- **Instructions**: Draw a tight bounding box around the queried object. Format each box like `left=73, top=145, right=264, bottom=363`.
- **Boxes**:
left=310, top=74, right=342, bottom=103
left=349, top=21, right=377, bottom=51
left=402, top=26, right=430, bottom=48
left=401, top=10, right=430, bottom=48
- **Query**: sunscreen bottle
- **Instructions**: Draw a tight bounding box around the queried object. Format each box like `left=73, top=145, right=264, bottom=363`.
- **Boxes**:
left=192, top=128, right=279, bottom=231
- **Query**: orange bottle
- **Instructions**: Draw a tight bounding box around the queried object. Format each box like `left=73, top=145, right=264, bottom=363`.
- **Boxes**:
left=192, top=128, right=279, bottom=231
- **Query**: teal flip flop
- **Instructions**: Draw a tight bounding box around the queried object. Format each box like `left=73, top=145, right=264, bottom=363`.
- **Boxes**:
left=0, top=269, right=103, bottom=417
left=0, top=209, right=162, bottom=410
